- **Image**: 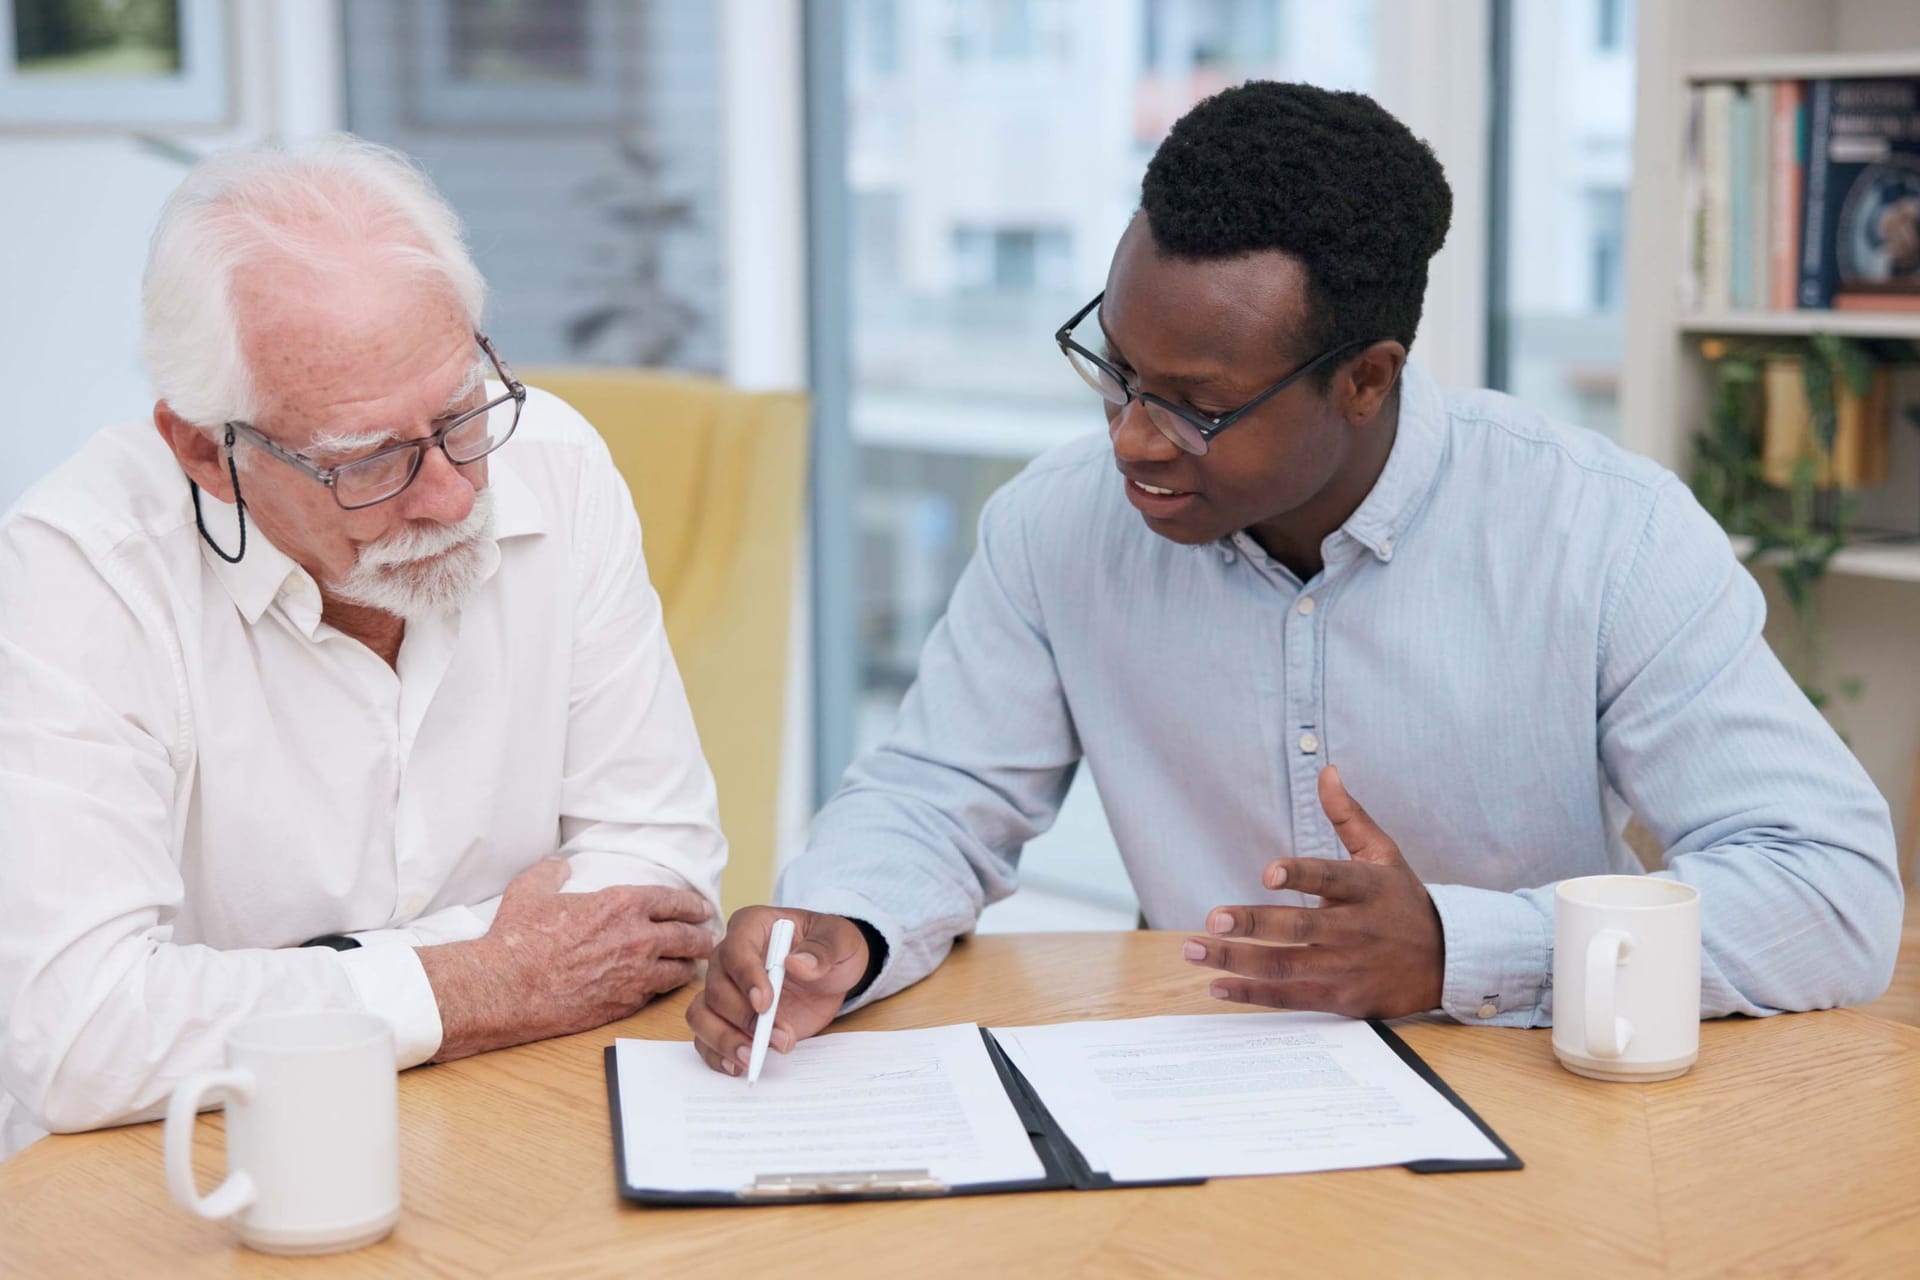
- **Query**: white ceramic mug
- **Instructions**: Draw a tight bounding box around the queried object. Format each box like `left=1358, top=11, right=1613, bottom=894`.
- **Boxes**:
left=164, top=1010, right=401, bottom=1255
left=1552, top=875, right=1702, bottom=1082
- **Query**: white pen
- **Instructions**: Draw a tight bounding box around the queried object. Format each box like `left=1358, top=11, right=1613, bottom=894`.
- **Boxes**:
left=746, top=916, right=797, bottom=1086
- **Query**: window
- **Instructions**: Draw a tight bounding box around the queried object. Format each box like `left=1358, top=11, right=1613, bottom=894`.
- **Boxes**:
left=1491, top=0, right=1635, bottom=438
left=342, top=0, right=726, bottom=374
left=835, top=0, right=1376, bottom=930
left=855, top=0, right=899, bottom=76
left=1587, top=187, right=1626, bottom=313
left=951, top=226, right=1072, bottom=291
left=1596, top=0, right=1629, bottom=53
left=944, top=0, right=1073, bottom=65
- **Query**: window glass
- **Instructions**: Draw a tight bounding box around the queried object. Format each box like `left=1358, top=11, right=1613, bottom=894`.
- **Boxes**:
left=844, top=0, right=1376, bottom=927
left=1493, top=0, right=1636, bottom=437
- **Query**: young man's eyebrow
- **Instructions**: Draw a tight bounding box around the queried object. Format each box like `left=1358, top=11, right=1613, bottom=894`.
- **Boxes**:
left=1096, top=320, right=1240, bottom=389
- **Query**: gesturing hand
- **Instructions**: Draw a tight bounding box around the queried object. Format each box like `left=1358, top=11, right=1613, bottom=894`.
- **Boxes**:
left=1182, top=765, right=1445, bottom=1019
left=685, top=906, right=873, bottom=1076
left=422, top=857, right=716, bottom=1061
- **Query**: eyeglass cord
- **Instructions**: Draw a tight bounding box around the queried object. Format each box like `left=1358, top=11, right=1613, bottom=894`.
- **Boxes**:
left=190, top=426, right=248, bottom=564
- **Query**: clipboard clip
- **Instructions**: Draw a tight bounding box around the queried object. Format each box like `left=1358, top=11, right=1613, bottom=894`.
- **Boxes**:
left=741, top=1169, right=948, bottom=1199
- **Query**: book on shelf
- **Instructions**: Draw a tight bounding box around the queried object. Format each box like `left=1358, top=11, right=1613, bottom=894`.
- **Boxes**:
left=1748, top=81, right=1774, bottom=315
left=1683, top=73, right=1920, bottom=320
left=1769, top=80, right=1804, bottom=311
left=1730, top=85, right=1758, bottom=309
left=1698, top=83, right=1734, bottom=311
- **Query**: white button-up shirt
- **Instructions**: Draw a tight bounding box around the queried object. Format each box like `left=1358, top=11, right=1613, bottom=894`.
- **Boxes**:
left=0, top=387, right=727, bottom=1158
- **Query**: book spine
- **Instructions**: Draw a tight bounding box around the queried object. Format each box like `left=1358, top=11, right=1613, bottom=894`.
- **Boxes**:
left=1769, top=80, right=1804, bottom=311
left=1680, top=87, right=1704, bottom=312
left=1749, top=81, right=1774, bottom=312
left=1829, top=76, right=1920, bottom=299
left=1798, top=78, right=1834, bottom=309
left=1702, top=84, right=1734, bottom=312
left=1729, top=87, right=1754, bottom=309
left=1833, top=292, right=1920, bottom=312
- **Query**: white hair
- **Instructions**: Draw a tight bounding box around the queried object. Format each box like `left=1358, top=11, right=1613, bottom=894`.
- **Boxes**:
left=141, top=134, right=487, bottom=433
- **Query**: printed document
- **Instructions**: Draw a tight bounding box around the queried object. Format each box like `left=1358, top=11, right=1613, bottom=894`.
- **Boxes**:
left=613, top=1024, right=1045, bottom=1193
left=991, top=1012, right=1505, bottom=1180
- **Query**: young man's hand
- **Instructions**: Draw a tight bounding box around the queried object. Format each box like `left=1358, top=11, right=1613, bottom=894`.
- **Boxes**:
left=686, top=907, right=874, bottom=1075
left=1182, top=766, right=1446, bottom=1019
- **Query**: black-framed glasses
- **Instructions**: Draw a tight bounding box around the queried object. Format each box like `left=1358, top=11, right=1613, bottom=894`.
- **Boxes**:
left=226, top=332, right=525, bottom=511
left=1055, top=291, right=1375, bottom=455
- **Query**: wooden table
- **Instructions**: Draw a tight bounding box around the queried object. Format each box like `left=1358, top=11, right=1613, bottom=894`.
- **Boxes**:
left=4, top=932, right=1918, bottom=1279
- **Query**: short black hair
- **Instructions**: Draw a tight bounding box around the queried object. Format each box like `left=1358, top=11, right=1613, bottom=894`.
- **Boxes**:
left=1141, top=81, right=1452, bottom=379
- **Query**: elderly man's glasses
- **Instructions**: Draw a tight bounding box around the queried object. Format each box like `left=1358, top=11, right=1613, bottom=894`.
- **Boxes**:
left=1055, top=292, right=1374, bottom=456
left=228, top=333, right=524, bottom=510
left=190, top=333, right=524, bottom=563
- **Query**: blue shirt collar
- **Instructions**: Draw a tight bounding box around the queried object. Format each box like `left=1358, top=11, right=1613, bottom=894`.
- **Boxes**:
left=1338, top=360, right=1446, bottom=563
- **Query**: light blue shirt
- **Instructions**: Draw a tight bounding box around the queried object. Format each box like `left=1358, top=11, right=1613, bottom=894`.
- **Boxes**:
left=780, top=363, right=1902, bottom=1026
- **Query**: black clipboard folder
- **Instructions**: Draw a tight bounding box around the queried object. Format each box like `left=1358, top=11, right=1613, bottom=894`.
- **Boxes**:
left=605, top=1021, right=1522, bottom=1207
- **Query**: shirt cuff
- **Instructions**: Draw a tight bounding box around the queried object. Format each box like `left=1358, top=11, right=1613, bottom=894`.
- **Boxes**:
left=775, top=887, right=908, bottom=1015
left=1425, top=883, right=1553, bottom=1028
left=336, top=943, right=445, bottom=1067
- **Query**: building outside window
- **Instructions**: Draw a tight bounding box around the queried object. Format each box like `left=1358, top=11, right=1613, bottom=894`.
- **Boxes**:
left=842, top=0, right=1375, bottom=930
left=1493, top=0, right=1636, bottom=438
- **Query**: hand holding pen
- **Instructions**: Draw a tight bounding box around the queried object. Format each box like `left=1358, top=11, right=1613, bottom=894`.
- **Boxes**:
left=686, top=906, right=877, bottom=1077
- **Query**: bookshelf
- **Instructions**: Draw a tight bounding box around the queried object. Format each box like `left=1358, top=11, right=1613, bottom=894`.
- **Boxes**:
left=1677, top=310, right=1920, bottom=339
left=1729, top=535, right=1920, bottom=584
left=1623, top=3, right=1920, bottom=475
left=1683, top=50, right=1920, bottom=83
left=1621, top=0, right=1920, bottom=852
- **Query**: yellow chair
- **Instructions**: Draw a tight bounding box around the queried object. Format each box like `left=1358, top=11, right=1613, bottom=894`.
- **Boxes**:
left=520, top=367, right=810, bottom=913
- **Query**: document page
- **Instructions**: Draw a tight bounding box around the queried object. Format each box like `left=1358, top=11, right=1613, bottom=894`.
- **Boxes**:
left=991, top=1013, right=1504, bottom=1180
left=613, top=1024, right=1046, bottom=1194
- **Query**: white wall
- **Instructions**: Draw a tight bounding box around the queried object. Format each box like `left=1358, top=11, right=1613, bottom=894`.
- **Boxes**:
left=0, top=0, right=344, bottom=515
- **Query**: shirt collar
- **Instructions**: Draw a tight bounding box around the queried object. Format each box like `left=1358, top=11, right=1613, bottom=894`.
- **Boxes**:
left=1336, top=359, right=1447, bottom=563
left=198, top=452, right=548, bottom=632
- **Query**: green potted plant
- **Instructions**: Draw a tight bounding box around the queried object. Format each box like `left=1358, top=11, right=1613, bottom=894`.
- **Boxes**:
left=1690, top=333, right=1919, bottom=712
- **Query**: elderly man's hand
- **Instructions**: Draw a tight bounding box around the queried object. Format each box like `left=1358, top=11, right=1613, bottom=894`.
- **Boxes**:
left=420, top=857, right=715, bottom=1061
left=685, top=906, right=872, bottom=1076
left=1181, top=766, right=1445, bottom=1019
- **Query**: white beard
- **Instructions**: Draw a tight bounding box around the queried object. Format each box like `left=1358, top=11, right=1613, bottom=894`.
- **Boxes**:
left=327, top=488, right=496, bottom=620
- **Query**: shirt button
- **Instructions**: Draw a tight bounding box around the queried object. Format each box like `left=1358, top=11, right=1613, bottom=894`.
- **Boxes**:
left=1380, top=538, right=1395, bottom=556
left=1298, top=732, right=1320, bottom=754
left=1296, top=596, right=1316, bottom=616
left=1476, top=1002, right=1499, bottom=1019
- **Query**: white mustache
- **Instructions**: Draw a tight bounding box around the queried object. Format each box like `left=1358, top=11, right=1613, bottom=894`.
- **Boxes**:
left=357, top=489, right=495, bottom=569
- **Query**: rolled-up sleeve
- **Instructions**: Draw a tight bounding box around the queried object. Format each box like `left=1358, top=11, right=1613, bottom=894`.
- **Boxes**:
left=778, top=478, right=1081, bottom=1007
left=1595, top=479, right=1900, bottom=1017
left=1427, top=478, right=1900, bottom=1027
left=0, top=522, right=426, bottom=1147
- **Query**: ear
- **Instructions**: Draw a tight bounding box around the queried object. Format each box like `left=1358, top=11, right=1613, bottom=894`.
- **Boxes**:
left=153, top=402, right=237, bottom=503
left=1338, top=341, right=1408, bottom=427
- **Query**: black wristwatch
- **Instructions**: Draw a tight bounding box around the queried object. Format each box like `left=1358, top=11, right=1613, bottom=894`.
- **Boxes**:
left=300, top=934, right=363, bottom=951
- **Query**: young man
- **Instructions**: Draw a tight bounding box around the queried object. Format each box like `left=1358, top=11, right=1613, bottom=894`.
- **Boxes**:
left=688, top=81, right=1899, bottom=1075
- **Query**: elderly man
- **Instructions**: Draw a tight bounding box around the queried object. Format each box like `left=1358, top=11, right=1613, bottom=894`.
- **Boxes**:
left=0, top=137, right=724, bottom=1158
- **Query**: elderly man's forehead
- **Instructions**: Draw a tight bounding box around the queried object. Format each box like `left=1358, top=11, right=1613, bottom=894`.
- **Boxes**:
left=231, top=257, right=470, bottom=405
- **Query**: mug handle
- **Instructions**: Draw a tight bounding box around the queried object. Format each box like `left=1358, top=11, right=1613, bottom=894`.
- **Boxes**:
left=1584, top=929, right=1635, bottom=1059
left=164, top=1068, right=258, bottom=1221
